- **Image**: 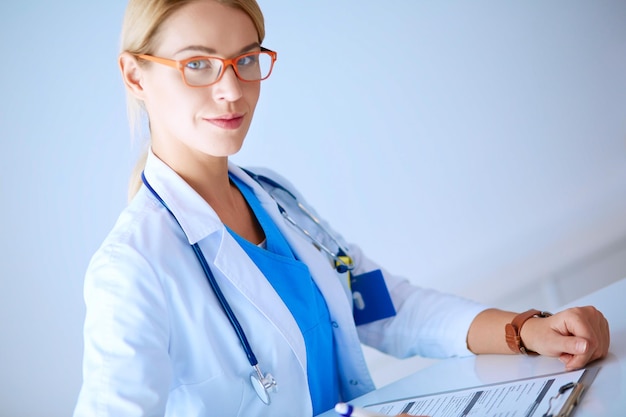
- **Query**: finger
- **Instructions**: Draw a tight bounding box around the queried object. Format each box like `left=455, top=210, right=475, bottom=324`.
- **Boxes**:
left=559, top=352, right=574, bottom=365
left=562, top=336, right=589, bottom=356
left=558, top=332, right=609, bottom=370
left=561, top=350, right=590, bottom=371
left=563, top=308, right=610, bottom=366
left=532, top=323, right=589, bottom=357
left=545, top=337, right=591, bottom=370
left=551, top=307, right=608, bottom=349
left=524, top=306, right=610, bottom=369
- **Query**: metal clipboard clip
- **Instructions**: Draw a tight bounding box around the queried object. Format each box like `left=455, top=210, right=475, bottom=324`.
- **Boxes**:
left=542, top=381, right=585, bottom=417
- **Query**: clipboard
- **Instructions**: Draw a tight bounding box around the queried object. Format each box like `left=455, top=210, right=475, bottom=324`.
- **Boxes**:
left=363, top=366, right=600, bottom=417
left=541, top=367, right=599, bottom=417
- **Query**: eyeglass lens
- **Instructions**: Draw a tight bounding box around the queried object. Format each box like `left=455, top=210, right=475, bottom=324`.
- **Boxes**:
left=183, top=52, right=273, bottom=86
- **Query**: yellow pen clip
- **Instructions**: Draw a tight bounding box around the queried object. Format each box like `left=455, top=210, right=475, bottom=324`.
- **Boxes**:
left=335, top=255, right=353, bottom=289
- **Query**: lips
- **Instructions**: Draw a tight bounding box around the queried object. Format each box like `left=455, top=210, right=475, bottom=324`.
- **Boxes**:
left=204, top=114, right=245, bottom=130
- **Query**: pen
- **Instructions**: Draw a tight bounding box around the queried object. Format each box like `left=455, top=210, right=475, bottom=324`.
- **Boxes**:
left=335, top=402, right=388, bottom=417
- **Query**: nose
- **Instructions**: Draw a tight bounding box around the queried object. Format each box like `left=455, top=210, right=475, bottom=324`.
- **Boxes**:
left=211, top=65, right=243, bottom=102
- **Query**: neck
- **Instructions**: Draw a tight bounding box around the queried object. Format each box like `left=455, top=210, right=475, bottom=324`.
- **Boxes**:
left=152, top=143, right=233, bottom=207
left=150, top=140, right=264, bottom=244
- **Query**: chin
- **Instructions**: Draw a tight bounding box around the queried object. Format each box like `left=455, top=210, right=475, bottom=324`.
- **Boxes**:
left=210, top=141, right=246, bottom=158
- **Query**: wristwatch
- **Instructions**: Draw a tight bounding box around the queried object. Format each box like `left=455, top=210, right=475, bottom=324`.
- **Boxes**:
left=505, top=309, right=552, bottom=355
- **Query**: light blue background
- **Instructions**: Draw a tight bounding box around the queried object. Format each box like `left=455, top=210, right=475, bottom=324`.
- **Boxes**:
left=1, top=1, right=625, bottom=416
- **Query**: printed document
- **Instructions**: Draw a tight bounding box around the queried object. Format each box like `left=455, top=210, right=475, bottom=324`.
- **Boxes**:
left=365, top=368, right=598, bottom=417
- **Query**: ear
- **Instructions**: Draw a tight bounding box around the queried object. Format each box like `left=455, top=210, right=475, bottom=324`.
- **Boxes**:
left=119, top=52, right=147, bottom=100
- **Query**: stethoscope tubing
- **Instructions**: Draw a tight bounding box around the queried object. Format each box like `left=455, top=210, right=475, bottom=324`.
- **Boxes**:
left=140, top=168, right=352, bottom=404
left=190, top=243, right=259, bottom=367
left=141, top=172, right=260, bottom=368
left=242, top=170, right=355, bottom=272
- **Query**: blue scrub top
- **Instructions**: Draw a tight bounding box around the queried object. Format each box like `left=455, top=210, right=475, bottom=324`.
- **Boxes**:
left=228, top=175, right=340, bottom=415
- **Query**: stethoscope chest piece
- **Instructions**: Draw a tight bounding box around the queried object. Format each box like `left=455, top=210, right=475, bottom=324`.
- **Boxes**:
left=250, top=366, right=277, bottom=405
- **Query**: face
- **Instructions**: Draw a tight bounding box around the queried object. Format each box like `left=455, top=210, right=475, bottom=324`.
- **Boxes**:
left=130, top=0, right=262, bottom=168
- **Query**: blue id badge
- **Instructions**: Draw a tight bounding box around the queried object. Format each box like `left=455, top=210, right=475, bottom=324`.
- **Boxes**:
left=350, top=269, right=397, bottom=326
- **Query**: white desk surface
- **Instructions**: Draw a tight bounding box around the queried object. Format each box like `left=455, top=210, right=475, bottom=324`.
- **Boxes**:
left=320, top=278, right=626, bottom=416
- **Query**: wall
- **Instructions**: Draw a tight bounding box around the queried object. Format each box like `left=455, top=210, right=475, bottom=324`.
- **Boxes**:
left=1, top=1, right=625, bottom=415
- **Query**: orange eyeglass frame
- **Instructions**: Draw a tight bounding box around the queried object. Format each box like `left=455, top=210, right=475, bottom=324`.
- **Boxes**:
left=135, top=47, right=277, bottom=87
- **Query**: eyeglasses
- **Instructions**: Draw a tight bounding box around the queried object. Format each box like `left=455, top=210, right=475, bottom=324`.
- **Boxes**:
left=135, top=47, right=277, bottom=88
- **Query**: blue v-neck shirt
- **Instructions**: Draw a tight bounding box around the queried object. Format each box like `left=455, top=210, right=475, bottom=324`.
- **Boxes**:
left=228, top=175, right=340, bottom=415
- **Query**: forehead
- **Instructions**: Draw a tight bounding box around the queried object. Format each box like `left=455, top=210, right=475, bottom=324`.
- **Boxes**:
left=154, top=1, right=259, bottom=56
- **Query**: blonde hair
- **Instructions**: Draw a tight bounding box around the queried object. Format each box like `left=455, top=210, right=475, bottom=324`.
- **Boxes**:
left=120, top=0, right=266, bottom=200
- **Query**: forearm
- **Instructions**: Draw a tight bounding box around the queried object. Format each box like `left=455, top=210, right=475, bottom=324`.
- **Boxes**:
left=466, top=308, right=518, bottom=355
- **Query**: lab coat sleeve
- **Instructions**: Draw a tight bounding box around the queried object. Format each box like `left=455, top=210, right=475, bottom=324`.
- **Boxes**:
left=245, top=166, right=489, bottom=360
left=347, top=244, right=489, bottom=359
left=73, top=241, right=171, bottom=417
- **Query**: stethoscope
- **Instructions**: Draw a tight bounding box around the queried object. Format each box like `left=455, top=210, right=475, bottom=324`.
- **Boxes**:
left=242, top=169, right=355, bottom=274
left=141, top=170, right=354, bottom=405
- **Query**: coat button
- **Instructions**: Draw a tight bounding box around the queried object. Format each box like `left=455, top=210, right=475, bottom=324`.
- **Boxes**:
left=349, top=379, right=358, bottom=385
left=331, top=321, right=339, bottom=328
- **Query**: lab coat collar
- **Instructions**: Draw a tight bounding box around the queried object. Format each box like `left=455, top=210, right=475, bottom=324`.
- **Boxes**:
left=143, top=150, right=296, bottom=246
left=143, top=150, right=223, bottom=245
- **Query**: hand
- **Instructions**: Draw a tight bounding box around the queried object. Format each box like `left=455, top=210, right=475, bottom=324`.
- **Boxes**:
left=521, top=306, right=610, bottom=370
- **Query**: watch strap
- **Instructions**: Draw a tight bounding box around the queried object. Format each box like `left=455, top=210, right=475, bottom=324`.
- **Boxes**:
left=505, top=309, right=552, bottom=355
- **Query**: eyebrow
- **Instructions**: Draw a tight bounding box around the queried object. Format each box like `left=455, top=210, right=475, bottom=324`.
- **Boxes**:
left=174, top=42, right=261, bottom=56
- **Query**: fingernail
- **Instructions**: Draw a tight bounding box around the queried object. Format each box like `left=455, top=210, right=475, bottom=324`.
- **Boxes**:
left=576, top=340, right=588, bottom=353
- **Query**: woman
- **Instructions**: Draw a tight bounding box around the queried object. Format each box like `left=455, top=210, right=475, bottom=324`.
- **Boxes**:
left=73, top=1, right=610, bottom=416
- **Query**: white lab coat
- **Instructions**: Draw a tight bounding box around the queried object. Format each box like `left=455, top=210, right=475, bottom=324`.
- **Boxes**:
left=73, top=150, right=487, bottom=417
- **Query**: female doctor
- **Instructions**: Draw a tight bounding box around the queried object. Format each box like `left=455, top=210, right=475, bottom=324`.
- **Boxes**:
left=73, top=0, right=610, bottom=416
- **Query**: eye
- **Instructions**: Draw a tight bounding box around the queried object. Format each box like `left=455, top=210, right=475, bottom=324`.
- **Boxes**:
left=185, top=58, right=212, bottom=71
left=237, top=54, right=258, bottom=67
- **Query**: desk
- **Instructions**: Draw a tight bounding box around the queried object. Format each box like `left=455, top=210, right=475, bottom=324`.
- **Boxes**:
left=320, top=278, right=626, bottom=416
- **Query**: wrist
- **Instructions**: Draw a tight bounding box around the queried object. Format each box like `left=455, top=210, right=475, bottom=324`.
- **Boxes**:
left=505, top=309, right=552, bottom=355
left=519, top=317, right=543, bottom=353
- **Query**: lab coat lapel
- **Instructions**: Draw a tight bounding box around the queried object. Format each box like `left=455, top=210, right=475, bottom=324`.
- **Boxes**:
left=145, top=156, right=309, bottom=376
left=209, top=211, right=308, bottom=374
